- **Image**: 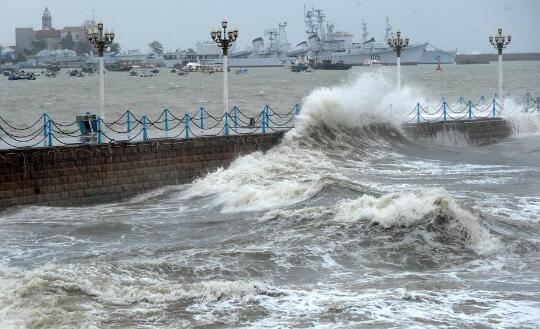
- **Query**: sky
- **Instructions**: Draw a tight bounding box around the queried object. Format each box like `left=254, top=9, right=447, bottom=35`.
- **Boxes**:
left=1, top=0, right=539, bottom=54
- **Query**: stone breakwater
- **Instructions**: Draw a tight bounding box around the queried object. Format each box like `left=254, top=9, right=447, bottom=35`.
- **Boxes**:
left=0, top=132, right=284, bottom=209
left=401, top=118, right=512, bottom=145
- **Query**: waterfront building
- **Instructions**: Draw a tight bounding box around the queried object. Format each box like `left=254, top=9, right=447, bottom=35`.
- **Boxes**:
left=15, top=28, right=34, bottom=52
left=15, top=7, right=96, bottom=53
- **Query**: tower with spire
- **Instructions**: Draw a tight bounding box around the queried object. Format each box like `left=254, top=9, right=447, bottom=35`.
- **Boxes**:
left=42, top=7, right=52, bottom=30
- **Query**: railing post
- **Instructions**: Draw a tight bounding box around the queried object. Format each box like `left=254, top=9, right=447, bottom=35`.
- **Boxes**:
left=47, top=115, right=53, bottom=147
left=97, top=117, right=102, bottom=144
left=164, top=109, right=169, bottom=131
left=43, top=113, right=48, bottom=138
left=492, top=98, right=497, bottom=117
left=526, top=94, right=530, bottom=112
left=233, top=107, right=238, bottom=128
left=443, top=101, right=447, bottom=123
left=416, top=103, right=420, bottom=123
left=261, top=108, right=266, bottom=134
left=224, top=112, right=229, bottom=136
left=537, top=97, right=540, bottom=113
left=142, top=115, right=148, bottom=141
left=126, top=110, right=131, bottom=133
left=199, top=107, right=204, bottom=129
left=468, top=101, right=473, bottom=120
left=184, top=113, right=190, bottom=138
left=458, top=96, right=464, bottom=105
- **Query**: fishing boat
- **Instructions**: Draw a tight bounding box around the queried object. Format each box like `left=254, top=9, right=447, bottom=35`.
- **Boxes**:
left=8, top=72, right=36, bottom=80
left=312, top=59, right=352, bottom=70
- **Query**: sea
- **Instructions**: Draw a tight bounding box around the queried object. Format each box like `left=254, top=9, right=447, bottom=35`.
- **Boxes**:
left=0, top=62, right=539, bottom=328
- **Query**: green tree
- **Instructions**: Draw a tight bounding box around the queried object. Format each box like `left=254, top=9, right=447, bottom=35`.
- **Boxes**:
left=76, top=40, right=91, bottom=55
left=61, top=31, right=75, bottom=50
left=31, top=40, right=47, bottom=52
left=15, top=50, right=27, bottom=62
left=148, top=40, right=164, bottom=56
left=109, top=43, right=121, bottom=53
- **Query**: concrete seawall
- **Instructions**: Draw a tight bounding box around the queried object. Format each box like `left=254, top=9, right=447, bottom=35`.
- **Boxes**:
left=0, top=132, right=284, bottom=209
left=401, top=117, right=512, bottom=145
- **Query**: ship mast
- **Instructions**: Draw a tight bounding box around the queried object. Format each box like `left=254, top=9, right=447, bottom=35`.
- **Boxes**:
left=277, top=22, right=290, bottom=55
left=361, top=21, right=369, bottom=43
left=384, top=16, right=393, bottom=41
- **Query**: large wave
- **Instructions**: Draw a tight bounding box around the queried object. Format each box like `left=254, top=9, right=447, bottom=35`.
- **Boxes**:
left=182, top=72, right=422, bottom=212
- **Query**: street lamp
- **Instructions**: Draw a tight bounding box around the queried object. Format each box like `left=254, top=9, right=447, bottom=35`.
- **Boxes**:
left=211, top=19, right=238, bottom=114
left=387, top=31, right=409, bottom=92
left=489, top=28, right=511, bottom=101
left=87, top=22, right=115, bottom=120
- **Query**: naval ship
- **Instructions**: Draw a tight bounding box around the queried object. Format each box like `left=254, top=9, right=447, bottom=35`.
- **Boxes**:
left=296, top=9, right=427, bottom=65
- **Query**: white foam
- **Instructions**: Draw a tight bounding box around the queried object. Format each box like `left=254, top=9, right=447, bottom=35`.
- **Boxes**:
left=333, top=188, right=498, bottom=254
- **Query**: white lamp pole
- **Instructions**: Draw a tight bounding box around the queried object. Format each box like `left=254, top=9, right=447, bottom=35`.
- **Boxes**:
left=211, top=20, right=238, bottom=114
left=387, top=31, right=409, bottom=92
left=87, top=22, right=115, bottom=120
left=489, top=28, right=511, bottom=102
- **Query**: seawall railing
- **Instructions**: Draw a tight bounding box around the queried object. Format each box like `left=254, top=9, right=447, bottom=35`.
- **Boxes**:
left=386, top=94, right=539, bottom=123
left=0, top=104, right=301, bottom=149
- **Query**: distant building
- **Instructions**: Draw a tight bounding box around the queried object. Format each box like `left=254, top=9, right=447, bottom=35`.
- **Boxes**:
left=0, top=46, right=16, bottom=59
left=32, top=7, right=61, bottom=50
left=42, top=7, right=52, bottom=30
left=34, top=29, right=61, bottom=50
left=15, top=27, right=34, bottom=52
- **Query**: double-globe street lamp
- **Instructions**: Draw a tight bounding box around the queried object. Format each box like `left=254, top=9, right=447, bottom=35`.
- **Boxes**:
left=489, top=28, right=511, bottom=102
left=387, top=31, right=409, bottom=92
left=87, top=23, right=115, bottom=120
left=211, top=20, right=238, bottom=114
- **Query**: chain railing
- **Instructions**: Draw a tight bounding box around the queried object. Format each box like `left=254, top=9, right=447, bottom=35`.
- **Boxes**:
left=385, top=94, right=540, bottom=124
left=0, top=105, right=301, bottom=149
left=1, top=94, right=539, bottom=149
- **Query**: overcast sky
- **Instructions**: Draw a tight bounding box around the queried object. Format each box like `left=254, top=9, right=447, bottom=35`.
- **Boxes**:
left=1, top=0, right=539, bottom=54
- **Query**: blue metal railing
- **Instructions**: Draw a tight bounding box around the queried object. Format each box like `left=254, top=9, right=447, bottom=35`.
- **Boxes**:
left=0, top=104, right=301, bottom=149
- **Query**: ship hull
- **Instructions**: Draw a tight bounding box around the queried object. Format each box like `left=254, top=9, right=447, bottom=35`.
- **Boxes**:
left=330, top=43, right=428, bottom=65
left=213, top=57, right=288, bottom=67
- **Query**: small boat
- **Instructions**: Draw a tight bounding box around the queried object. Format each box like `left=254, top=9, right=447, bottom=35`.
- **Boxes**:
left=8, top=72, right=36, bottom=80
left=129, top=66, right=155, bottom=77
left=68, top=69, right=86, bottom=77
left=169, top=68, right=177, bottom=73
left=291, top=57, right=310, bottom=72
left=312, top=59, right=352, bottom=70
left=150, top=68, right=159, bottom=74
left=236, top=68, right=248, bottom=74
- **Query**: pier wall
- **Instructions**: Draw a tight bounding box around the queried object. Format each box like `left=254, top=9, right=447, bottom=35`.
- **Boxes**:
left=401, top=118, right=511, bottom=145
left=456, top=52, right=540, bottom=64
left=0, top=133, right=283, bottom=209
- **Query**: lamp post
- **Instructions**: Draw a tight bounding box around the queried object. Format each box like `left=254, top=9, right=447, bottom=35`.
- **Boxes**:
left=489, top=28, right=511, bottom=101
left=387, top=31, right=409, bottom=92
left=211, top=20, right=238, bottom=114
left=87, top=22, right=115, bottom=120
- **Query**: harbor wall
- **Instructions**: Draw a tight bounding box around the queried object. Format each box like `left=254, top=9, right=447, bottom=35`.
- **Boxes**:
left=0, top=133, right=284, bottom=209
left=456, top=53, right=540, bottom=64
left=401, top=118, right=511, bottom=145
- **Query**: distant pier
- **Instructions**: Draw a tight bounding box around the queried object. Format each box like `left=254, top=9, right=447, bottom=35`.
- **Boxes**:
left=456, top=52, right=540, bottom=64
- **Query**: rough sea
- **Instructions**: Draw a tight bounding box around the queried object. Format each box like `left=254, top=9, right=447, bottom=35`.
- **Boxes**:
left=1, top=62, right=539, bottom=328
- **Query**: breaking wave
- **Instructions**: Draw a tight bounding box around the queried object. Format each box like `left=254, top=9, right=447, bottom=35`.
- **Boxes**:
left=183, top=72, right=421, bottom=212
